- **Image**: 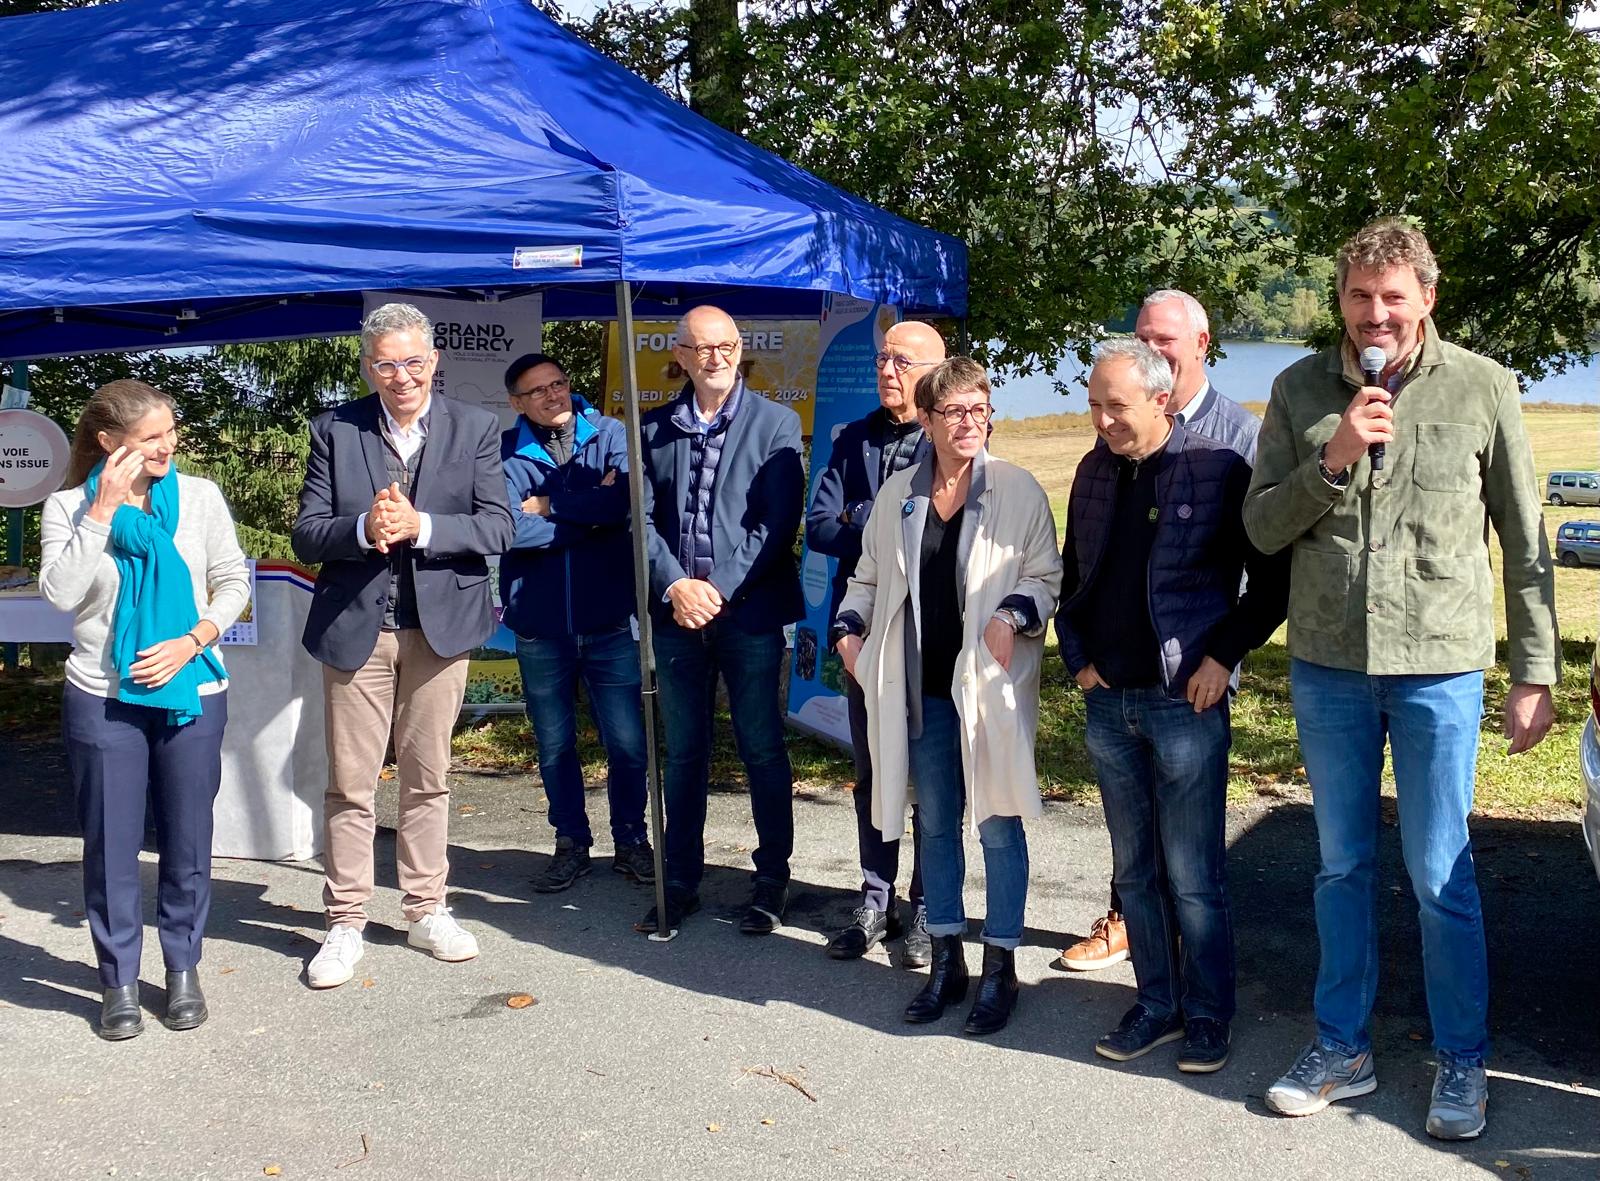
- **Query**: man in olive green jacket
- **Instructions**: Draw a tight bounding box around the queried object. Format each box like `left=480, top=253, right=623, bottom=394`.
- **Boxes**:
left=1243, top=219, right=1559, bottom=1143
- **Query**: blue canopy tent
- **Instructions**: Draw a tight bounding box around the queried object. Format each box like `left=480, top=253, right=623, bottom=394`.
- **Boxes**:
left=0, top=0, right=966, bottom=930
left=0, top=0, right=965, bottom=355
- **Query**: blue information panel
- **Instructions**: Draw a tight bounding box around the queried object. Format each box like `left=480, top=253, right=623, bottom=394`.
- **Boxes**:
left=786, top=296, right=899, bottom=746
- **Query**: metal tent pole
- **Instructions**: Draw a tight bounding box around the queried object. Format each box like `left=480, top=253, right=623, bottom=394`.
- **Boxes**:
left=614, top=280, right=674, bottom=940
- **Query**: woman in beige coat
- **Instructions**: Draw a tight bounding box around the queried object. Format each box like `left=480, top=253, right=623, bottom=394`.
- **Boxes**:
left=832, top=357, right=1061, bottom=1035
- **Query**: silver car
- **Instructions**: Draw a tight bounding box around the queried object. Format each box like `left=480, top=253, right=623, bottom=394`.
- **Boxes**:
left=1584, top=640, right=1600, bottom=884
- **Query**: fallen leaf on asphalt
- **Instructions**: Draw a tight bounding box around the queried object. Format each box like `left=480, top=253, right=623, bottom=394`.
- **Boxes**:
left=1494, top=1163, right=1510, bottom=1170
left=506, top=994, right=537, bottom=1009
left=378, top=768, right=395, bottom=781
left=361, top=979, right=376, bottom=989
left=219, top=967, right=236, bottom=976
left=706, top=1124, right=721, bottom=1133
left=264, top=1168, right=282, bottom=1177
left=760, top=1119, right=775, bottom=1126
left=1408, top=1031, right=1424, bottom=1041
left=458, top=805, right=476, bottom=814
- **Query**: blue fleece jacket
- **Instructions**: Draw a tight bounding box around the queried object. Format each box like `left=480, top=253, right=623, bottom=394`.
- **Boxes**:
left=498, top=396, right=635, bottom=639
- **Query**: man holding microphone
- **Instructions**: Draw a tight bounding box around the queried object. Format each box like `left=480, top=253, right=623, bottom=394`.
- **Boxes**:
left=1244, top=219, right=1559, bottom=1140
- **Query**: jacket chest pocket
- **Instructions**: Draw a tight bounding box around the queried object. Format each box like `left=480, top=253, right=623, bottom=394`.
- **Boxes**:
left=1412, top=424, right=1482, bottom=494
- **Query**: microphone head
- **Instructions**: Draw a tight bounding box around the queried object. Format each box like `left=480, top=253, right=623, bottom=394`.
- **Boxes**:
left=1360, top=346, right=1387, bottom=378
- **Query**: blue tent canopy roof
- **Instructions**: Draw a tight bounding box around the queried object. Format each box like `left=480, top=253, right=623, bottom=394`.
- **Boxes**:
left=0, top=0, right=966, bottom=358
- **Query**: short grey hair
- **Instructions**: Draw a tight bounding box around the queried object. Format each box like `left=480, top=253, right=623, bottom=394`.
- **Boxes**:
left=361, top=302, right=433, bottom=354
left=1094, top=338, right=1174, bottom=399
left=1142, top=289, right=1209, bottom=336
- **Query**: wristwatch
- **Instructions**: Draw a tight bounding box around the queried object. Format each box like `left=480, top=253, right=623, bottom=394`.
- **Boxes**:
left=992, top=606, right=1027, bottom=633
left=1317, top=443, right=1350, bottom=488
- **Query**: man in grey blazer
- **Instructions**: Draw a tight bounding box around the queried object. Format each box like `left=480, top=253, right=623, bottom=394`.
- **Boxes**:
left=292, top=302, right=514, bottom=988
left=635, top=304, right=806, bottom=937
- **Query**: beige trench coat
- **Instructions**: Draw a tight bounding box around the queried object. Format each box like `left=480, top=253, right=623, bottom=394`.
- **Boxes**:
left=839, top=451, right=1062, bottom=835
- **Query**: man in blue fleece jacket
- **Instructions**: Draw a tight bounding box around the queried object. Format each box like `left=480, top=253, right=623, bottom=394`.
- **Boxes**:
left=499, top=352, right=653, bottom=893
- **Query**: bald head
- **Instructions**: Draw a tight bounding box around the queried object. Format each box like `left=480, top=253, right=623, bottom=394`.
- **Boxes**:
left=673, top=304, right=743, bottom=408
left=877, top=320, right=947, bottom=422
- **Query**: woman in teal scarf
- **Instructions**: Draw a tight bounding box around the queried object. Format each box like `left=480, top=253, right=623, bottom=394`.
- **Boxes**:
left=39, top=380, right=249, bottom=1041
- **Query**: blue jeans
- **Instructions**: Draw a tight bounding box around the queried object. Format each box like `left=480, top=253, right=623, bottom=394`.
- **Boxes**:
left=515, top=624, right=648, bottom=849
left=1084, top=686, right=1235, bottom=1022
left=653, top=622, right=793, bottom=893
left=909, top=696, right=1029, bottom=949
left=1290, top=658, right=1488, bottom=1066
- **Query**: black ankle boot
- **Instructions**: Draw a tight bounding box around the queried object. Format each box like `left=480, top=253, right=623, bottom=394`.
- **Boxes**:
left=963, top=943, right=1019, bottom=1035
left=903, top=934, right=969, bottom=1023
left=98, top=983, right=143, bottom=1041
left=163, top=969, right=208, bottom=1031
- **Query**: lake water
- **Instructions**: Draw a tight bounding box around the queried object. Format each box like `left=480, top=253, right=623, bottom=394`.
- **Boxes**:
left=992, top=339, right=1598, bottom=420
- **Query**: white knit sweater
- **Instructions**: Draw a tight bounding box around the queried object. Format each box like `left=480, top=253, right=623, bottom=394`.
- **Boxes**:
left=39, top=473, right=251, bottom=699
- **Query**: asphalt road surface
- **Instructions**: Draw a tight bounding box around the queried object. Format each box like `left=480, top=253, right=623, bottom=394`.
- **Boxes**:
left=2, top=738, right=1597, bottom=1180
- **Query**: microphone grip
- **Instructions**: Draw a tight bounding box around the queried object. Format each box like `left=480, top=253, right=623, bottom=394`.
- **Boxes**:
left=1362, top=367, right=1384, bottom=471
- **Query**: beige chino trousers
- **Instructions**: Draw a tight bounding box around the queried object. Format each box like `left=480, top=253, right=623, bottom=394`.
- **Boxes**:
left=321, top=628, right=469, bottom=927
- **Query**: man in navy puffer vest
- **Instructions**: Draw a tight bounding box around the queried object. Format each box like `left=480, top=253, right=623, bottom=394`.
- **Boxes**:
left=500, top=352, right=654, bottom=895
left=1055, top=339, right=1287, bottom=1075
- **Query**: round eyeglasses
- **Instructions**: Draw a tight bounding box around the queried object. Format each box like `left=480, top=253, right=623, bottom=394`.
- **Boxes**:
left=368, top=356, right=430, bottom=380
left=676, top=340, right=741, bottom=362
left=873, top=351, right=937, bottom=374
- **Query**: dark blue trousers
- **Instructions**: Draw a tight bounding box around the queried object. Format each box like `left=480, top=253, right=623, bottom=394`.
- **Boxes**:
left=62, top=684, right=228, bottom=988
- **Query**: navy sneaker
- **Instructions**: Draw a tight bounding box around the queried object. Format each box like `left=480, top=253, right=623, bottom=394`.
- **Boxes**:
left=1094, top=1003, right=1184, bottom=1062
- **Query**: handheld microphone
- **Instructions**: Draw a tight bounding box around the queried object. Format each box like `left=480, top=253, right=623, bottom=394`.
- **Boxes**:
left=1360, top=346, right=1388, bottom=470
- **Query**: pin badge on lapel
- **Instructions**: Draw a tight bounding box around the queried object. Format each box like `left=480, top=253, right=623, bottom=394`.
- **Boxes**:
left=902, top=500, right=915, bottom=517
left=1148, top=507, right=1159, bottom=523
left=1177, top=504, right=1192, bottom=520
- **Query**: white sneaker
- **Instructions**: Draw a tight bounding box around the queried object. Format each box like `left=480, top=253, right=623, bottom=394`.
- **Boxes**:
left=408, top=907, right=479, bottom=962
left=307, top=924, right=364, bottom=989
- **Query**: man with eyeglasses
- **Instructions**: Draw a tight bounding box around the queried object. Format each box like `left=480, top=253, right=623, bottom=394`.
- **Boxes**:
left=805, top=319, right=945, bottom=967
left=634, top=305, right=806, bottom=936
left=1055, top=339, right=1287, bottom=1072
left=293, top=301, right=513, bottom=989
left=498, top=352, right=654, bottom=895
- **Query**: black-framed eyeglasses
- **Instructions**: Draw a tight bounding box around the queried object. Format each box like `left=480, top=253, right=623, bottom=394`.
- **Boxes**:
left=931, top=402, right=993, bottom=427
left=873, top=351, right=936, bottom=374
left=369, top=356, right=431, bottom=379
left=511, top=376, right=571, bottom=399
left=676, top=340, right=740, bottom=362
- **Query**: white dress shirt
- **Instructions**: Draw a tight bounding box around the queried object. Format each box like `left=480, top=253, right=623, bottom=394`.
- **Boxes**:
left=356, top=399, right=435, bottom=552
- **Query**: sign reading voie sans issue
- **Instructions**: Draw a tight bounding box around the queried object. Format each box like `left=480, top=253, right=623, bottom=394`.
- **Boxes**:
left=0, top=409, right=71, bottom=508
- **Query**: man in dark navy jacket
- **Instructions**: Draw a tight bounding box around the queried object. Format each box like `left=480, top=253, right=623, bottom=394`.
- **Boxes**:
left=805, top=319, right=942, bottom=966
left=292, top=302, right=513, bottom=989
left=499, top=352, right=653, bottom=895
left=1055, top=339, right=1287, bottom=1074
left=636, top=305, right=805, bottom=937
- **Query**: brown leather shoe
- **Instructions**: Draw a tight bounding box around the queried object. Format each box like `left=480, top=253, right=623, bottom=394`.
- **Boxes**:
left=1056, top=911, right=1130, bottom=972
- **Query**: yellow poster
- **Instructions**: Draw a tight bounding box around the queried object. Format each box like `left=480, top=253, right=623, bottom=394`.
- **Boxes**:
left=600, top=319, right=818, bottom=437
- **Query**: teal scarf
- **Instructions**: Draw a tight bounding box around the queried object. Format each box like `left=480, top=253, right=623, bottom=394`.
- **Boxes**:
left=85, top=461, right=224, bottom=726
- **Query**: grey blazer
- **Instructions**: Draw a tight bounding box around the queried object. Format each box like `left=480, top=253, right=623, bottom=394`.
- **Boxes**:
left=292, top=393, right=514, bottom=671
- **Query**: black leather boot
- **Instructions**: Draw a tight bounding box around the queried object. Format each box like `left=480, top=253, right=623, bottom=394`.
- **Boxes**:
left=963, top=943, right=1019, bottom=1036
left=903, top=934, right=969, bottom=1023
left=163, top=969, right=208, bottom=1031
left=98, top=983, right=144, bottom=1041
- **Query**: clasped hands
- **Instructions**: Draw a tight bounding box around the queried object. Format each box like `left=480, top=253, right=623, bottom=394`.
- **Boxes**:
left=367, top=481, right=421, bottom=553
left=668, top=578, right=723, bottom=629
